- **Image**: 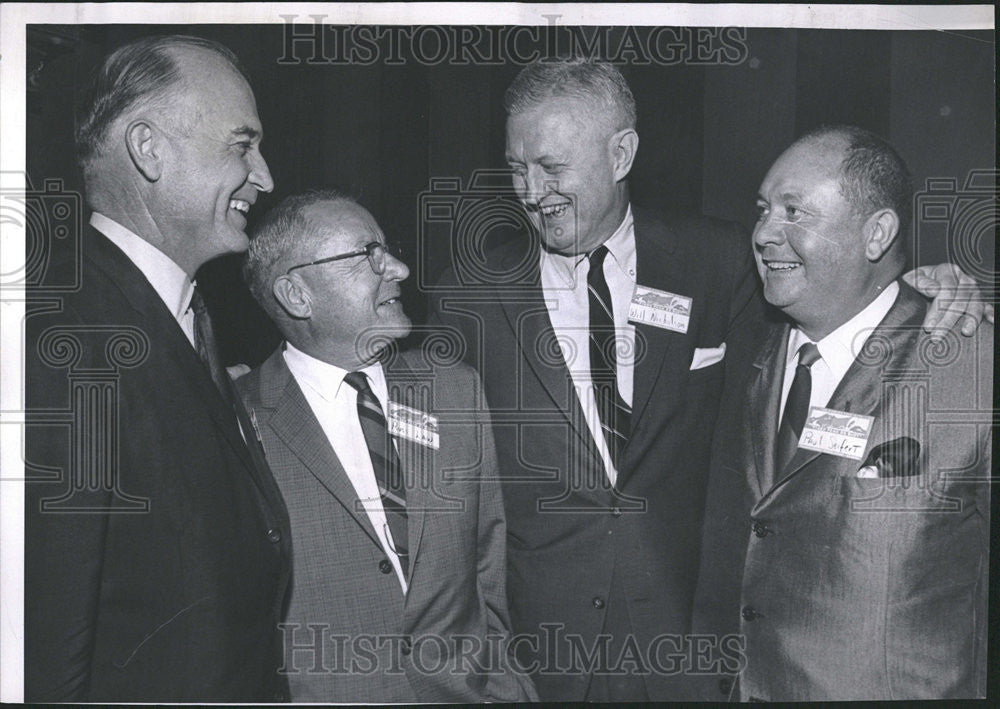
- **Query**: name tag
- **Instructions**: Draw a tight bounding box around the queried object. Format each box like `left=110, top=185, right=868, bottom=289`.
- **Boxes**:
left=387, top=402, right=440, bottom=450
left=798, top=406, right=874, bottom=460
left=628, top=285, right=692, bottom=334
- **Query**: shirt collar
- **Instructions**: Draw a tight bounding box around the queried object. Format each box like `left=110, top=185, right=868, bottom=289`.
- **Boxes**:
left=91, top=212, right=195, bottom=320
left=283, top=341, right=387, bottom=405
left=786, top=281, right=900, bottom=380
left=539, top=204, right=637, bottom=284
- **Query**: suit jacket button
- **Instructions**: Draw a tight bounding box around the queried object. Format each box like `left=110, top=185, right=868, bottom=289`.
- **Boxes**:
left=379, top=559, right=393, bottom=574
left=742, top=605, right=759, bottom=621
left=592, top=596, right=605, bottom=609
left=266, top=528, right=282, bottom=543
left=718, top=677, right=733, bottom=695
left=752, top=521, right=771, bottom=537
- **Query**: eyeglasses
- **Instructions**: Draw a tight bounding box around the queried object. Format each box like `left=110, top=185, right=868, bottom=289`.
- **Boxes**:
left=285, top=241, right=405, bottom=275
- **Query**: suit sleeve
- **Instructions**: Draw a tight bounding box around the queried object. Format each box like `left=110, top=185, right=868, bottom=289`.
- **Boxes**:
left=470, top=377, right=538, bottom=702
left=24, top=302, right=107, bottom=700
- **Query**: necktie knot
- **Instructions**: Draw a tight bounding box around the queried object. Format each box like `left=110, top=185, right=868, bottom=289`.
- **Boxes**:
left=343, top=371, right=372, bottom=395
left=588, top=244, right=610, bottom=274
left=797, top=342, right=821, bottom=368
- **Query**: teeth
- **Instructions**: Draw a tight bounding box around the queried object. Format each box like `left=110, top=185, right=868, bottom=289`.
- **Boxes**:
left=380, top=297, right=398, bottom=305
left=229, top=199, right=250, bottom=214
left=766, top=261, right=800, bottom=271
left=540, top=203, right=569, bottom=217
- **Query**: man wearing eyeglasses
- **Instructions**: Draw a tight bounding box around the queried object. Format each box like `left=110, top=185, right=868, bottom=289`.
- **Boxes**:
left=236, top=190, right=536, bottom=703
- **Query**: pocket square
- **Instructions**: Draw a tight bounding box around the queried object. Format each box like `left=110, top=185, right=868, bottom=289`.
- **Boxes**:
left=690, top=342, right=726, bottom=370
left=857, top=437, right=921, bottom=478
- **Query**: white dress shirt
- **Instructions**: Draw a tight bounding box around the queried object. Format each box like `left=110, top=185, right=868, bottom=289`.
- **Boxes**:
left=780, top=281, right=900, bottom=422
left=283, top=343, right=408, bottom=593
left=539, top=206, right=637, bottom=487
left=91, top=212, right=197, bottom=346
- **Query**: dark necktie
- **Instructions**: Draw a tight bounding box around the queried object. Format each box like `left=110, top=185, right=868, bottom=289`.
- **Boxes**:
left=587, top=245, right=631, bottom=470
left=190, top=288, right=231, bottom=399
left=344, top=371, right=409, bottom=576
left=776, top=341, right=821, bottom=472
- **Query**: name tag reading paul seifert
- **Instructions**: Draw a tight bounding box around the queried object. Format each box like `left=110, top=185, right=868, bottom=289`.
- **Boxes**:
left=387, top=402, right=440, bottom=450
left=798, top=406, right=874, bottom=460
left=628, top=285, right=692, bottom=334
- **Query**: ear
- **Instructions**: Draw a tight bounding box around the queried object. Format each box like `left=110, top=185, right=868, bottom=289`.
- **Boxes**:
left=863, top=208, right=900, bottom=261
left=610, top=128, right=639, bottom=182
left=125, top=120, right=162, bottom=182
left=272, top=274, right=312, bottom=320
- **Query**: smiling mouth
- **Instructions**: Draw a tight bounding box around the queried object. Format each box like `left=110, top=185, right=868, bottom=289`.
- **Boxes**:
left=229, top=199, right=251, bottom=215
left=378, top=296, right=401, bottom=307
left=538, top=201, right=571, bottom=218
left=762, top=259, right=801, bottom=272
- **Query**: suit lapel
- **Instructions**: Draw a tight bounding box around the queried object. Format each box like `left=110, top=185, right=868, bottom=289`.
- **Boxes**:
left=495, top=241, right=598, bottom=458
left=759, top=283, right=923, bottom=499
left=258, top=349, right=383, bottom=552
left=626, top=210, right=684, bottom=437
left=84, top=227, right=259, bottom=477
left=747, top=324, right=790, bottom=499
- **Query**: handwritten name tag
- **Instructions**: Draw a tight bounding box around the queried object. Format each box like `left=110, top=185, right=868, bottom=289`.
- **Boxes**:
left=387, top=402, right=440, bottom=450
left=628, top=285, right=692, bottom=334
left=798, top=406, right=873, bottom=460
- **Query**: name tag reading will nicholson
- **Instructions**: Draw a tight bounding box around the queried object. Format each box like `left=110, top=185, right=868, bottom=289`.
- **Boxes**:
left=798, top=406, right=874, bottom=460
left=628, top=285, right=692, bottom=334
left=387, top=402, right=440, bottom=450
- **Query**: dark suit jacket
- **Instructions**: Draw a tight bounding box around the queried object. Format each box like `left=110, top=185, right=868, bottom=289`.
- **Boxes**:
left=235, top=346, right=537, bottom=703
left=694, top=282, right=991, bottom=700
left=24, top=225, right=292, bottom=701
left=429, top=207, right=765, bottom=700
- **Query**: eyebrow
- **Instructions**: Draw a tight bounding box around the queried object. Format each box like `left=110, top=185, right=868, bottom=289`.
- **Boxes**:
left=231, top=126, right=261, bottom=140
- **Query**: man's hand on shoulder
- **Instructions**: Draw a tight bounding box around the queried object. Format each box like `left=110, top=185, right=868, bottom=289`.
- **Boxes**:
left=903, top=263, right=995, bottom=339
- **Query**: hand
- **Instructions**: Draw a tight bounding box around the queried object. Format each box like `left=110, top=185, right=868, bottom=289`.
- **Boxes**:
left=902, top=263, right=994, bottom=339
left=226, top=363, right=251, bottom=380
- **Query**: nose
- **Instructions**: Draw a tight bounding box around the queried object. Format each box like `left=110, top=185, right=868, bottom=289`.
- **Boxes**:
left=249, top=149, right=274, bottom=193
left=383, top=251, right=409, bottom=282
left=753, top=210, right=786, bottom=249
left=514, top=167, right=554, bottom=208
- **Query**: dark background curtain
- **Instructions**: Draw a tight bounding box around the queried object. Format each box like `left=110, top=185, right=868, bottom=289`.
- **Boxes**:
left=27, top=24, right=996, bottom=367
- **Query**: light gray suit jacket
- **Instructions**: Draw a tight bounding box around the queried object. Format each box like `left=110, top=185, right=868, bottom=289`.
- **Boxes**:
left=236, top=345, right=537, bottom=703
left=696, top=282, right=991, bottom=701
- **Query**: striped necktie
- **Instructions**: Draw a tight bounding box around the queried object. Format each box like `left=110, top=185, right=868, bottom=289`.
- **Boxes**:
left=343, top=371, right=409, bottom=575
left=587, top=245, right=631, bottom=470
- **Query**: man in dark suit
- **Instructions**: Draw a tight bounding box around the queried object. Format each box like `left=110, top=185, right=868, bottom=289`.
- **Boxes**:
left=24, top=35, right=290, bottom=701
left=236, top=191, right=536, bottom=703
left=429, top=58, right=991, bottom=701
left=695, top=126, right=990, bottom=700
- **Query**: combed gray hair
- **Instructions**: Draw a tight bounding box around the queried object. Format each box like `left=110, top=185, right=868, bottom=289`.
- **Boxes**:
left=75, top=34, right=248, bottom=173
left=243, top=189, right=357, bottom=312
left=503, top=57, right=637, bottom=131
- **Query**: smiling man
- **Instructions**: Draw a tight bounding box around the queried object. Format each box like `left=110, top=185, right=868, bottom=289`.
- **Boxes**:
left=237, top=191, right=536, bottom=703
left=696, top=126, right=990, bottom=700
left=25, top=35, right=289, bottom=701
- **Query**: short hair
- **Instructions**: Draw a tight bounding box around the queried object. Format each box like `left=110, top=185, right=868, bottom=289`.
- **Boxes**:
left=243, top=189, right=357, bottom=310
left=75, top=34, right=248, bottom=172
left=503, top=57, right=637, bottom=132
left=801, top=124, right=913, bottom=237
